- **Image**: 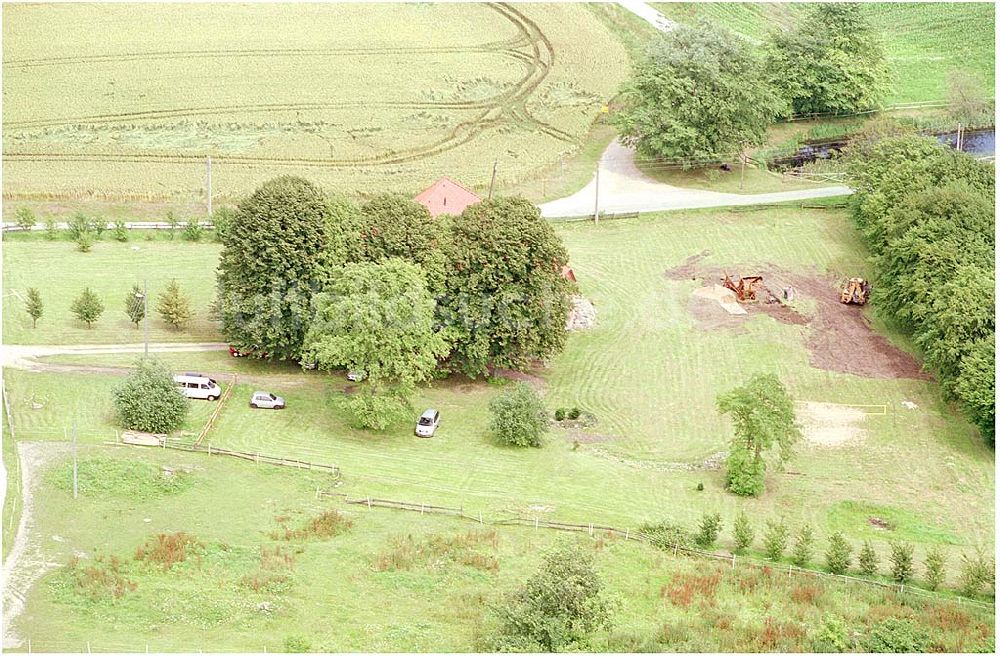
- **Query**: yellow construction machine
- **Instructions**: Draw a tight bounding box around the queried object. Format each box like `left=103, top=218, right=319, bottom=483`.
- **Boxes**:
left=840, top=278, right=871, bottom=305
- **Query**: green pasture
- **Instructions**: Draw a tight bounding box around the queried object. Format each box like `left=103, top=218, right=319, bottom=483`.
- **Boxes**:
left=653, top=2, right=995, bottom=106
left=2, top=3, right=629, bottom=201
left=5, top=203, right=993, bottom=558
left=7, top=447, right=995, bottom=652
left=1, top=239, right=221, bottom=345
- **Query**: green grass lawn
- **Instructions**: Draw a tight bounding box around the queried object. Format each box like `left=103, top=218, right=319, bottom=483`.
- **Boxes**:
left=2, top=237, right=221, bottom=345
left=652, top=2, right=995, bottom=105
left=5, top=203, right=993, bottom=561
left=10, top=446, right=995, bottom=652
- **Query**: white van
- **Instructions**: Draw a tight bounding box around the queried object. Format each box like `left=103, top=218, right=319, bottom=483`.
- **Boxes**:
left=173, top=374, right=222, bottom=401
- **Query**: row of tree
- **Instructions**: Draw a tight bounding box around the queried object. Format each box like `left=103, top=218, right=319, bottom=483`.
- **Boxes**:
left=12, top=207, right=234, bottom=247
left=646, top=511, right=995, bottom=597
left=616, top=3, right=892, bottom=159
left=24, top=282, right=194, bottom=329
left=847, top=135, right=995, bottom=444
left=216, top=176, right=574, bottom=428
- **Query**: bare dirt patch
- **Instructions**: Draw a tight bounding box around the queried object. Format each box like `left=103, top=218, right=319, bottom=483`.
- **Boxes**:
left=665, top=259, right=928, bottom=380
left=797, top=401, right=867, bottom=447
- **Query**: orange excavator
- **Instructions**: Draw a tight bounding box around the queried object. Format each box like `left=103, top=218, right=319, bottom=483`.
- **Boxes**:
left=721, top=272, right=764, bottom=302
left=840, top=278, right=871, bottom=305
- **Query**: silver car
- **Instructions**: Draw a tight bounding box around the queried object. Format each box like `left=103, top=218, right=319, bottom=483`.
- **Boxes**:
left=250, top=391, right=285, bottom=410
left=415, top=409, right=440, bottom=437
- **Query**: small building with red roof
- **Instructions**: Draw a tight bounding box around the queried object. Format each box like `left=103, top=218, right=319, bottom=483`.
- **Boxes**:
left=560, top=265, right=577, bottom=282
left=414, top=177, right=482, bottom=218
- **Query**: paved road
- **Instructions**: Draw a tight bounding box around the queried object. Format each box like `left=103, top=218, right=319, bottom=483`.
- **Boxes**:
left=616, top=0, right=676, bottom=31
left=538, top=140, right=852, bottom=218
left=0, top=342, right=228, bottom=372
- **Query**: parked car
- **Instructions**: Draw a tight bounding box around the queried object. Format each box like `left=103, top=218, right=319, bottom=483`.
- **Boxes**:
left=347, top=370, right=365, bottom=382
left=415, top=409, right=440, bottom=437
left=173, top=374, right=222, bottom=401
left=250, top=391, right=285, bottom=410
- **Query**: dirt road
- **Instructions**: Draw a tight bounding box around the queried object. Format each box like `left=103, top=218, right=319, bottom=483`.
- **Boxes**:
left=1, top=342, right=228, bottom=373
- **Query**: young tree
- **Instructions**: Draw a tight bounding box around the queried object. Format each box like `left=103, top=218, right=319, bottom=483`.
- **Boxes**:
left=441, top=197, right=574, bottom=377
left=165, top=211, right=180, bottom=239
left=694, top=512, right=723, bottom=550
left=71, top=288, right=104, bottom=327
left=125, top=284, right=145, bottom=328
left=488, top=382, right=549, bottom=448
left=75, top=230, right=93, bottom=253
left=766, top=3, right=889, bottom=116
left=183, top=218, right=203, bottom=242
left=923, top=547, right=946, bottom=592
left=732, top=511, right=754, bottom=553
left=217, top=176, right=332, bottom=361
left=791, top=524, right=814, bottom=567
left=302, top=259, right=448, bottom=431
left=888, top=541, right=914, bottom=583
left=615, top=21, right=781, bottom=160
left=958, top=550, right=994, bottom=598
left=717, top=373, right=801, bottom=496
left=763, top=520, right=788, bottom=561
left=858, top=540, right=879, bottom=576
left=15, top=207, right=35, bottom=232
left=112, top=358, right=188, bottom=433
left=43, top=217, right=58, bottom=240
left=157, top=279, right=193, bottom=329
left=825, top=532, right=852, bottom=575
left=25, top=288, right=43, bottom=328
left=487, top=541, right=612, bottom=651
left=112, top=219, right=129, bottom=242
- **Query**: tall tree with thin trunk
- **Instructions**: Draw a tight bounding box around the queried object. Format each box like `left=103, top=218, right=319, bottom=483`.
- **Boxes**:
left=25, top=288, right=43, bottom=328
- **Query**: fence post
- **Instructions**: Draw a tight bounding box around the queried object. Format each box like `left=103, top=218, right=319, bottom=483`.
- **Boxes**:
left=588, top=523, right=593, bottom=537
left=732, top=554, right=736, bottom=569
left=87, top=641, right=91, bottom=653
left=673, top=541, right=678, bottom=557
left=625, top=528, right=630, bottom=541
left=535, top=517, right=539, bottom=530
left=420, top=504, right=425, bottom=515
left=208, top=444, right=211, bottom=455
left=367, top=497, right=371, bottom=509
left=479, top=512, right=483, bottom=525
left=27, top=638, right=31, bottom=654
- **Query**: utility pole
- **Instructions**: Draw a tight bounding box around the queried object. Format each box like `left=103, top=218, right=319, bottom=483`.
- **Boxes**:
left=593, top=166, right=600, bottom=223
left=956, top=124, right=964, bottom=152
left=206, top=156, right=213, bottom=217
left=143, top=279, right=149, bottom=358
left=72, top=422, right=78, bottom=500
left=487, top=160, right=498, bottom=201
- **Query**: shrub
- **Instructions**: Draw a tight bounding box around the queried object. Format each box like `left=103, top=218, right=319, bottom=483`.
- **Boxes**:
left=924, top=547, right=947, bottom=591
left=272, top=510, right=353, bottom=541
left=112, top=219, right=129, bottom=242
left=25, top=287, right=43, bottom=329
left=858, top=540, right=879, bottom=576
left=486, top=541, right=611, bottom=652
left=183, top=218, right=204, bottom=241
left=762, top=520, right=788, bottom=561
left=811, top=615, right=852, bottom=653
left=112, top=358, right=188, bottom=433
left=75, top=230, right=93, bottom=253
left=15, top=207, right=35, bottom=231
left=862, top=618, right=930, bottom=653
left=71, top=287, right=104, bottom=326
left=568, top=407, right=581, bottom=420
left=43, top=216, right=58, bottom=240
left=283, top=636, right=311, bottom=653
left=791, top=524, right=814, bottom=567
left=958, top=550, right=994, bottom=598
left=67, top=212, right=91, bottom=240
left=489, top=382, right=548, bottom=448
left=695, top=482, right=704, bottom=492
left=888, top=541, right=914, bottom=583
left=825, top=532, right=852, bottom=575
left=694, top=512, right=722, bottom=549
left=134, top=532, right=203, bottom=569
left=157, top=279, right=193, bottom=329
left=555, top=408, right=566, bottom=421
left=639, top=520, right=693, bottom=551
left=733, top=511, right=754, bottom=553
left=64, top=554, right=137, bottom=601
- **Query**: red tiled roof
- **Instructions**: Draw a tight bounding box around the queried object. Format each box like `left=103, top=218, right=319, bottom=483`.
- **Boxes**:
left=560, top=265, right=576, bottom=282
left=414, top=177, right=482, bottom=217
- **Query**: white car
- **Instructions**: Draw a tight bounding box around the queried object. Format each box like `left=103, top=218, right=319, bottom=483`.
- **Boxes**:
left=415, top=409, right=440, bottom=437
left=347, top=370, right=365, bottom=382
left=173, top=374, right=222, bottom=401
left=250, top=391, right=285, bottom=410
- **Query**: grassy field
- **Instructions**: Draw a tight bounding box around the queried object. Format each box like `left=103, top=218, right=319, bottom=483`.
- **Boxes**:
left=5, top=204, right=993, bottom=560
left=7, top=446, right=995, bottom=652
left=652, top=2, right=995, bottom=106
left=2, top=3, right=629, bottom=202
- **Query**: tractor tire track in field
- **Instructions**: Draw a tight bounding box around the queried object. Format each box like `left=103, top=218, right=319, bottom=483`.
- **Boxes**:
left=4, top=2, right=578, bottom=171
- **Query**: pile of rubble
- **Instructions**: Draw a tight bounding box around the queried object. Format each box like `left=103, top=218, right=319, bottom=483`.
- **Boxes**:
left=566, top=296, right=597, bottom=330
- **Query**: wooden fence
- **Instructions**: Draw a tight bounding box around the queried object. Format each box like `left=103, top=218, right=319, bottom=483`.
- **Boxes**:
left=550, top=211, right=640, bottom=223
left=125, top=436, right=341, bottom=478
left=195, top=375, right=237, bottom=446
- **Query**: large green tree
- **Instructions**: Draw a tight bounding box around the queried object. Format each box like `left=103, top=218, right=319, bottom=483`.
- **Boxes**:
left=441, top=197, right=574, bottom=377
left=717, top=374, right=801, bottom=496
left=302, top=259, right=448, bottom=430
left=112, top=358, right=189, bottom=434
left=766, top=3, right=890, bottom=116
left=217, top=176, right=332, bottom=361
left=615, top=21, right=782, bottom=159
left=486, top=541, right=612, bottom=651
